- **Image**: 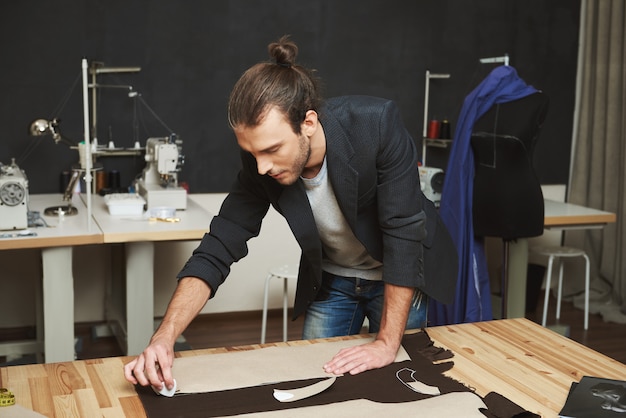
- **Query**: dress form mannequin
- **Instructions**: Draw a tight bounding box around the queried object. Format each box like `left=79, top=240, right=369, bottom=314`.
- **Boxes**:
left=471, top=91, right=549, bottom=318
left=471, top=92, right=549, bottom=240
left=431, top=65, right=546, bottom=325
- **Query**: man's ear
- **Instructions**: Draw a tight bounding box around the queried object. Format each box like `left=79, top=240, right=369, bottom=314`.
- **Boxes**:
left=301, top=110, right=319, bottom=137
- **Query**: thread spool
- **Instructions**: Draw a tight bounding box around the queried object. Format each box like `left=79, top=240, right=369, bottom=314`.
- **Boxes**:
left=59, top=171, right=71, bottom=193
left=96, top=170, right=107, bottom=193
left=427, top=120, right=441, bottom=139
left=108, top=170, right=121, bottom=190
left=78, top=142, right=88, bottom=169
left=439, top=119, right=451, bottom=139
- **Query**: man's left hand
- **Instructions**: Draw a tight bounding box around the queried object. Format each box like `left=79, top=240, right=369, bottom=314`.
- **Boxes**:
left=322, top=339, right=397, bottom=375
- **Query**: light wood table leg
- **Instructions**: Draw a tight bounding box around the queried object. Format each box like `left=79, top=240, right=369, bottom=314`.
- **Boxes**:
left=41, top=246, right=75, bottom=363
left=505, top=238, right=528, bottom=319
left=125, top=241, right=155, bottom=356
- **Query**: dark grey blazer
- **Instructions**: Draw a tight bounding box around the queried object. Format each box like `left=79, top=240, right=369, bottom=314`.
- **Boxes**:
left=178, top=96, right=457, bottom=318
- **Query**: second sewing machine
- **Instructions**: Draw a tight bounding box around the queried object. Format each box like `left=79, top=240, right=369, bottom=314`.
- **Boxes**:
left=134, top=135, right=186, bottom=210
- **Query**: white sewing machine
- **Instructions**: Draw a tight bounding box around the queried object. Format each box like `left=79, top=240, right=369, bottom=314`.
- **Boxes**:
left=135, top=135, right=187, bottom=210
left=0, top=159, right=29, bottom=230
left=419, top=165, right=445, bottom=207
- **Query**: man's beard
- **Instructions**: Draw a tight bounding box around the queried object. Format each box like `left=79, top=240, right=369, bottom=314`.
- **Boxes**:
left=272, top=134, right=311, bottom=186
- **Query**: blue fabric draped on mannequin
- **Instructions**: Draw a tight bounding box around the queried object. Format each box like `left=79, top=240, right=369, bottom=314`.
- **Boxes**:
left=428, top=65, right=538, bottom=326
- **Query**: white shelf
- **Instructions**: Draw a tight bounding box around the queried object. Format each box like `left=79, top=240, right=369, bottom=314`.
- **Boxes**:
left=423, top=138, right=452, bottom=148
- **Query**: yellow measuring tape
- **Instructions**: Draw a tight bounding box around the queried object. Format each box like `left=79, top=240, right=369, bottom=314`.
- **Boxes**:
left=0, top=388, right=15, bottom=407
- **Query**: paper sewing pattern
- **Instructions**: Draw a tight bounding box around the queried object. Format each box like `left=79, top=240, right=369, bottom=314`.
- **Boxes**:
left=171, top=337, right=409, bottom=394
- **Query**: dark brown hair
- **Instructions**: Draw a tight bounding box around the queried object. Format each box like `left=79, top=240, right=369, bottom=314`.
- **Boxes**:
left=227, top=35, right=322, bottom=134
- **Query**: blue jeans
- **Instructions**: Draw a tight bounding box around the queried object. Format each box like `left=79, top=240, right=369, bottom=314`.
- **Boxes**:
left=302, top=272, right=428, bottom=339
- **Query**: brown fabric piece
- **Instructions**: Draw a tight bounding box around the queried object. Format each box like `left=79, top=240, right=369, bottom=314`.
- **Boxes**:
left=481, top=392, right=540, bottom=418
left=136, top=332, right=538, bottom=418
left=234, top=393, right=489, bottom=417
left=407, top=330, right=454, bottom=362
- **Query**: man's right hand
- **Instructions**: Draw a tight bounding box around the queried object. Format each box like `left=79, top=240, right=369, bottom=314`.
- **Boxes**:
left=124, top=334, right=176, bottom=391
left=122, top=277, right=211, bottom=391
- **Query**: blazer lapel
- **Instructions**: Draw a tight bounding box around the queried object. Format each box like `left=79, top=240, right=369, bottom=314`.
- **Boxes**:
left=322, top=116, right=359, bottom=231
left=273, top=112, right=360, bottom=272
left=277, top=182, right=321, bottom=264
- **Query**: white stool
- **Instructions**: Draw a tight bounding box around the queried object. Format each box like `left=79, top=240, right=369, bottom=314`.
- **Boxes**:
left=261, top=264, right=298, bottom=344
left=532, top=246, right=590, bottom=330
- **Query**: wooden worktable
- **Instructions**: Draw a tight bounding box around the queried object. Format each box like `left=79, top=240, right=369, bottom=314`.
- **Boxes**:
left=1, top=318, right=624, bottom=417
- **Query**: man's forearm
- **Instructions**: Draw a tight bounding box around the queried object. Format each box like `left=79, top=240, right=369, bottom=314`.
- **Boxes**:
left=151, top=277, right=212, bottom=344
left=376, top=283, right=414, bottom=350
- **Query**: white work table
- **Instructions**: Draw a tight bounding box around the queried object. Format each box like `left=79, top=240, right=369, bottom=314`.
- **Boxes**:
left=87, top=194, right=212, bottom=356
left=0, top=194, right=101, bottom=363
left=504, top=199, right=617, bottom=319
left=89, top=195, right=211, bottom=243
left=0, top=194, right=101, bottom=251
left=1, top=193, right=212, bottom=363
left=544, top=198, right=617, bottom=228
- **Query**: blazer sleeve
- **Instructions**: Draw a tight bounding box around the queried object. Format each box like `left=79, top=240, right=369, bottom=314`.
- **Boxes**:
left=177, top=153, right=271, bottom=298
left=374, top=100, right=427, bottom=289
left=370, top=99, right=456, bottom=303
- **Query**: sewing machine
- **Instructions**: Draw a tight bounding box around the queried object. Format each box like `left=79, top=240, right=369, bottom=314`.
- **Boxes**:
left=135, top=135, right=187, bottom=210
left=0, top=159, right=29, bottom=230
left=419, top=165, right=444, bottom=207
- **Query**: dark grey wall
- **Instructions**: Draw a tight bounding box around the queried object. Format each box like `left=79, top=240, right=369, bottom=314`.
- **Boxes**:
left=0, top=0, right=580, bottom=194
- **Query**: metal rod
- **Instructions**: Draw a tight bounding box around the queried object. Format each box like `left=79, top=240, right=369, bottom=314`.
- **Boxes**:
left=90, top=66, right=141, bottom=74
left=479, top=54, right=509, bottom=66
left=88, top=83, right=134, bottom=89
left=88, top=62, right=141, bottom=143
left=82, top=59, right=93, bottom=230
left=91, top=65, right=98, bottom=143
left=501, top=241, right=509, bottom=318
left=422, top=70, right=451, bottom=166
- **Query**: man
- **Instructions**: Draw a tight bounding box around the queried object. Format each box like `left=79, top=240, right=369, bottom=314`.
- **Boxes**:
left=124, top=36, right=456, bottom=392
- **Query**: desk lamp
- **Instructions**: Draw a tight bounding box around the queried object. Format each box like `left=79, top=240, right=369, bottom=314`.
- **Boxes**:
left=28, top=118, right=80, bottom=215
left=28, top=118, right=76, bottom=147
left=42, top=169, right=80, bottom=216
left=27, top=59, right=97, bottom=224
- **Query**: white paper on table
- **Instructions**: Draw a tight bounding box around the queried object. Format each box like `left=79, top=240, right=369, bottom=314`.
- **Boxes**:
left=173, top=337, right=410, bottom=394
left=215, top=392, right=488, bottom=418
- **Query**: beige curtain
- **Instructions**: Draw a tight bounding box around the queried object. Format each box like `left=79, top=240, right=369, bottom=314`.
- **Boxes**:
left=566, top=0, right=626, bottom=322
